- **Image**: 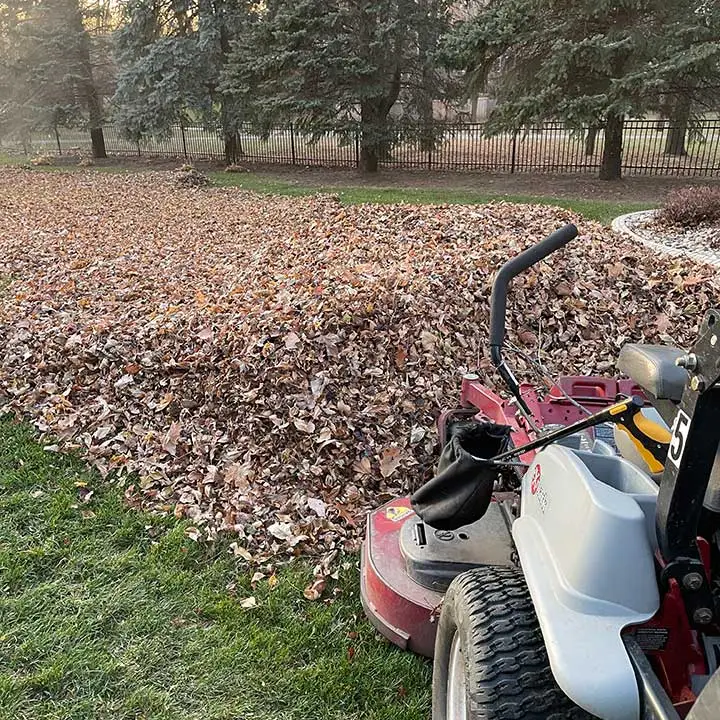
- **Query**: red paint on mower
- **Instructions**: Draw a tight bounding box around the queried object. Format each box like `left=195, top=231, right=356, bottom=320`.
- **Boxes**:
left=360, top=496, right=441, bottom=658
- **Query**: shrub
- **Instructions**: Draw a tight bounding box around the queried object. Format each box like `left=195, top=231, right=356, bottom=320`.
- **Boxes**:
left=659, top=186, right=720, bottom=227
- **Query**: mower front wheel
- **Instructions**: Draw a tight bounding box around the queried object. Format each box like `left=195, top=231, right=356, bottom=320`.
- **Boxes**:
left=432, top=566, right=594, bottom=720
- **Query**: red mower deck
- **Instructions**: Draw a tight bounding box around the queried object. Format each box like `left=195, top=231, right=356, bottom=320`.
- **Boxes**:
left=360, top=497, right=441, bottom=658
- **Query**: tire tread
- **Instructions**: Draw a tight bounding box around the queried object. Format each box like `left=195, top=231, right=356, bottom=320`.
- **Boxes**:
left=434, top=565, right=594, bottom=720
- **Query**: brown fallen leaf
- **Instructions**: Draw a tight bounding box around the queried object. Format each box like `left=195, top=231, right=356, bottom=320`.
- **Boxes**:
left=353, top=456, right=372, bottom=475
left=284, top=331, right=300, bottom=350
left=303, top=577, right=326, bottom=601
left=420, top=330, right=437, bottom=352
left=655, top=314, right=673, bottom=333
left=162, top=421, right=181, bottom=456
left=0, top=169, right=713, bottom=567
left=554, top=281, right=573, bottom=296
left=184, top=526, right=201, bottom=542
left=379, top=447, right=402, bottom=478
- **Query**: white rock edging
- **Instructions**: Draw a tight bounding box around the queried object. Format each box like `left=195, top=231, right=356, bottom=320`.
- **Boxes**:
left=612, top=210, right=720, bottom=269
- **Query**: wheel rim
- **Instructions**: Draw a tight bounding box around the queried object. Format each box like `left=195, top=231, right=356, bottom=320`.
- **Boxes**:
left=446, top=631, right=468, bottom=720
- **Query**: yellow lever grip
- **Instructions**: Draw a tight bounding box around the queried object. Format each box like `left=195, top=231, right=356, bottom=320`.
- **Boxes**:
left=616, top=410, right=670, bottom=475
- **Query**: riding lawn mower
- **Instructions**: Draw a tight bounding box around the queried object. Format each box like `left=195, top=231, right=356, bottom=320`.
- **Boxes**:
left=360, top=224, right=720, bottom=719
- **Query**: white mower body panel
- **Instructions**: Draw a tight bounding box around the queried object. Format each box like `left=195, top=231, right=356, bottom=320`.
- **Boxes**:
left=512, top=445, right=660, bottom=720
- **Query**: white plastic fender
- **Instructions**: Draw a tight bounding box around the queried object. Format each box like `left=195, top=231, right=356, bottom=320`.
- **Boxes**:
left=512, top=445, right=660, bottom=720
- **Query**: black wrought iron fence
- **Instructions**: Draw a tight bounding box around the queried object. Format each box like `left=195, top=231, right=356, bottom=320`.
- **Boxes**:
left=6, top=119, right=720, bottom=177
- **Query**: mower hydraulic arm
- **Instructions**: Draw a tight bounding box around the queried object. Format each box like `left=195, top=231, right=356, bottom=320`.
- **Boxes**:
left=489, top=223, right=578, bottom=414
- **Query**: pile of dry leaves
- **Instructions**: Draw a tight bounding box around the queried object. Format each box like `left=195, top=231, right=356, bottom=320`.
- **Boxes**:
left=0, top=169, right=717, bottom=567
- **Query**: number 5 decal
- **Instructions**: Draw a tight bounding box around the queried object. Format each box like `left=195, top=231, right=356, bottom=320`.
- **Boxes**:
left=668, top=410, right=691, bottom=468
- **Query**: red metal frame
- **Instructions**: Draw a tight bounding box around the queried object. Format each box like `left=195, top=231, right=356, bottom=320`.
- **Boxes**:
left=456, top=374, right=645, bottom=464
left=626, top=537, right=713, bottom=717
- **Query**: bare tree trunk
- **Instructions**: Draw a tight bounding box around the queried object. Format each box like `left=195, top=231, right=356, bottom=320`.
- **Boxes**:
left=584, top=125, right=598, bottom=156
left=599, top=113, right=624, bottom=180
left=469, top=91, right=478, bottom=122
left=417, top=0, right=437, bottom=153
left=71, top=0, right=106, bottom=158
left=223, top=131, right=244, bottom=164
left=359, top=70, right=400, bottom=174
left=359, top=145, right=379, bottom=172
left=214, top=16, right=245, bottom=166
left=87, top=88, right=106, bottom=158
left=664, top=96, right=690, bottom=156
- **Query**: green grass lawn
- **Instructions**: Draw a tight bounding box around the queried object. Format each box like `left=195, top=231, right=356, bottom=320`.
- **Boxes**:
left=210, top=172, right=651, bottom=225
left=0, top=419, right=430, bottom=720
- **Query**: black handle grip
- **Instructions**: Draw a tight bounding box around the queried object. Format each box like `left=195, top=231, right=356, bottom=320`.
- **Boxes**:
left=489, top=223, right=578, bottom=350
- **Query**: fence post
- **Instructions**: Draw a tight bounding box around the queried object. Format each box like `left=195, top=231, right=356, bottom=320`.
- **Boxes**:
left=510, top=130, right=518, bottom=174
left=180, top=123, right=188, bottom=161
left=290, top=123, right=296, bottom=165
left=355, top=131, right=360, bottom=168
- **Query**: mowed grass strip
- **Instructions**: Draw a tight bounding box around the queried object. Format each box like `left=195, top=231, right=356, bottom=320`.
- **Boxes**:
left=210, top=171, right=653, bottom=225
left=0, top=419, right=430, bottom=720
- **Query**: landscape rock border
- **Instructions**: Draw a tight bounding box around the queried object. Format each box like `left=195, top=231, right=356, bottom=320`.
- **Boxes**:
left=612, top=210, right=720, bottom=268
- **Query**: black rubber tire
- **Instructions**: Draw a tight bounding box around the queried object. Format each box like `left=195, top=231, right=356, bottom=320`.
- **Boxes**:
left=432, top=565, right=595, bottom=720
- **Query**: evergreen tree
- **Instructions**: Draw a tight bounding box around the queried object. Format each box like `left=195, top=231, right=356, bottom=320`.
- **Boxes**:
left=222, top=0, right=452, bottom=172
left=0, top=0, right=108, bottom=157
left=113, top=0, right=252, bottom=163
left=622, top=0, right=720, bottom=156
left=441, top=0, right=720, bottom=179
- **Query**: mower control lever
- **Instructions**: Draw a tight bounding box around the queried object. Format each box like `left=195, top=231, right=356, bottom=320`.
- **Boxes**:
left=491, top=395, right=648, bottom=463
left=489, top=223, right=579, bottom=351
left=488, top=223, right=579, bottom=413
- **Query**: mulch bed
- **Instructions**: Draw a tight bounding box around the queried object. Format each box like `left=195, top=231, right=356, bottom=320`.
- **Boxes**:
left=627, top=210, right=720, bottom=255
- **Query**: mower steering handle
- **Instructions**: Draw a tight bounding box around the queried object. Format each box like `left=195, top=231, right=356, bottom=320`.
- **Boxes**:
left=489, top=223, right=578, bottom=351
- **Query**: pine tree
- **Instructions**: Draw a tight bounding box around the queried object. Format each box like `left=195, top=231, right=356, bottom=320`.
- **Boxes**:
left=0, top=0, right=109, bottom=157
left=441, top=0, right=720, bottom=180
left=621, top=0, right=720, bottom=156
left=113, top=0, right=252, bottom=163
left=222, top=0, right=452, bottom=172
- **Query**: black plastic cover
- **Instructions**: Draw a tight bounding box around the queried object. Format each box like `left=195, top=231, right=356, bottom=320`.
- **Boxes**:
left=400, top=501, right=514, bottom=592
left=411, top=421, right=511, bottom=530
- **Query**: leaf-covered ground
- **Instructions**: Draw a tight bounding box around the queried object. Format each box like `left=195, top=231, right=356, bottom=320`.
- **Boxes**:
left=0, top=168, right=717, bottom=565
